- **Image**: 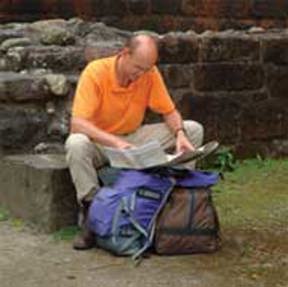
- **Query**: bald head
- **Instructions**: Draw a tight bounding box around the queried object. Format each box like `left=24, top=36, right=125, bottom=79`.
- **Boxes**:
left=124, top=34, right=159, bottom=64
left=117, top=34, right=159, bottom=86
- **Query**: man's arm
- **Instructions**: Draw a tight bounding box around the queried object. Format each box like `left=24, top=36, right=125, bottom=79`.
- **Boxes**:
left=163, top=109, right=195, bottom=153
left=71, top=117, right=134, bottom=149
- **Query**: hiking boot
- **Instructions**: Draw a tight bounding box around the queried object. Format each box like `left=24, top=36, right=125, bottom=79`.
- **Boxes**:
left=73, top=226, right=95, bottom=250
left=73, top=199, right=95, bottom=250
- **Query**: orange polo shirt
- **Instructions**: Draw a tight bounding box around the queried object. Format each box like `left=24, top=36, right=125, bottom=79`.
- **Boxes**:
left=72, top=56, right=175, bottom=135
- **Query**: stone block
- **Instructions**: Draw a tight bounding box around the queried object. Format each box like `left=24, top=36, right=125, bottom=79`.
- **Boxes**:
left=1, top=44, right=85, bottom=73
left=127, top=0, right=151, bottom=14
left=181, top=92, right=242, bottom=142
left=39, top=26, right=75, bottom=46
left=240, top=98, right=288, bottom=141
left=0, top=72, right=50, bottom=102
left=263, top=38, right=288, bottom=65
left=181, top=0, right=251, bottom=18
left=89, top=0, right=127, bottom=16
left=180, top=90, right=269, bottom=143
left=0, top=105, right=48, bottom=152
left=200, top=35, right=260, bottom=62
left=193, top=63, right=264, bottom=91
left=266, top=65, right=288, bottom=99
left=0, top=29, right=25, bottom=44
left=84, top=42, right=122, bottom=62
left=0, top=37, right=32, bottom=52
left=0, top=154, right=78, bottom=232
left=159, top=64, right=193, bottom=88
left=22, top=45, right=86, bottom=73
left=252, top=0, right=288, bottom=18
left=151, top=0, right=181, bottom=15
left=158, top=32, right=199, bottom=64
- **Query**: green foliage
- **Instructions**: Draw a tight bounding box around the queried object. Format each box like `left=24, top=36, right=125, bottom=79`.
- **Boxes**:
left=52, top=226, right=80, bottom=241
left=199, top=146, right=238, bottom=173
left=213, top=147, right=238, bottom=172
left=0, top=207, right=9, bottom=221
left=11, top=218, right=24, bottom=228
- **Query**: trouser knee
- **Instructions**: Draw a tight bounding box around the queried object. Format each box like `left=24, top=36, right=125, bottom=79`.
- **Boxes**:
left=183, top=121, right=204, bottom=147
left=65, top=133, right=93, bottom=160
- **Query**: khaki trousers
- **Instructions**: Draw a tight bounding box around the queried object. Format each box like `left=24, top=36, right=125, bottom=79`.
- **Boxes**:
left=65, top=120, right=203, bottom=202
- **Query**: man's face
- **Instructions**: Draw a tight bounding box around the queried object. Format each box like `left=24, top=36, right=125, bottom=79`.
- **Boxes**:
left=123, top=49, right=157, bottom=83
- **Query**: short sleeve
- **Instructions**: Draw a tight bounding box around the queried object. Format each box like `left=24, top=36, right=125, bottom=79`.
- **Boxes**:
left=72, top=65, right=100, bottom=120
left=148, top=67, right=175, bottom=114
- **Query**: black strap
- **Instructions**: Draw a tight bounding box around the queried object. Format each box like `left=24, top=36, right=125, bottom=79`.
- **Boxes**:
left=158, top=227, right=218, bottom=236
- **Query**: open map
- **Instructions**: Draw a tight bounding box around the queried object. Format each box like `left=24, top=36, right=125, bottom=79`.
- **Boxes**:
left=103, top=140, right=219, bottom=170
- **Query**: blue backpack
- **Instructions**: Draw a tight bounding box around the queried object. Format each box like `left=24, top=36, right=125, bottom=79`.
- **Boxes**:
left=88, top=168, right=218, bottom=262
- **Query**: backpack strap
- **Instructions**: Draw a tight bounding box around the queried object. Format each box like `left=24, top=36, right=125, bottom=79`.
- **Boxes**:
left=132, top=178, right=176, bottom=262
left=111, top=176, right=176, bottom=263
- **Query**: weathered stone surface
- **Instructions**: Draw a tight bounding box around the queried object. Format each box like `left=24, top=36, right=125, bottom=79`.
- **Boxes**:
left=2, top=1, right=288, bottom=32
left=84, top=42, right=122, bottom=62
left=240, top=98, right=288, bottom=141
left=0, top=72, right=50, bottom=102
left=127, top=0, right=150, bottom=14
left=0, top=154, right=78, bottom=232
left=0, top=37, right=32, bottom=51
left=252, top=0, right=288, bottom=18
left=266, top=65, right=288, bottom=99
left=43, top=74, right=70, bottom=97
left=263, top=38, right=288, bottom=65
left=0, top=29, right=25, bottom=44
left=47, top=108, right=70, bottom=140
left=160, top=64, right=193, bottom=88
left=181, top=93, right=242, bottom=142
left=0, top=105, right=48, bottom=152
left=0, top=57, right=8, bottom=71
left=158, top=32, right=199, bottom=63
left=34, top=142, right=65, bottom=154
left=193, top=63, right=264, bottom=91
left=18, top=45, right=86, bottom=72
left=29, top=19, right=67, bottom=31
left=100, top=0, right=127, bottom=16
left=84, top=23, right=130, bottom=43
left=170, top=88, right=192, bottom=107
left=181, top=0, right=252, bottom=18
left=40, top=26, right=75, bottom=46
left=200, top=34, right=260, bottom=62
left=2, top=46, right=28, bottom=71
left=151, top=0, right=182, bottom=15
left=181, top=90, right=270, bottom=144
left=29, top=19, right=75, bottom=47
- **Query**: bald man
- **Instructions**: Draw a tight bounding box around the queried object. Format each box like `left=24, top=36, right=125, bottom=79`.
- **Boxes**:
left=65, top=34, right=203, bottom=249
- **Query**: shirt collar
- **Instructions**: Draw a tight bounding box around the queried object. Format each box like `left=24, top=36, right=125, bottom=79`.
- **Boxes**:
left=110, top=54, right=137, bottom=93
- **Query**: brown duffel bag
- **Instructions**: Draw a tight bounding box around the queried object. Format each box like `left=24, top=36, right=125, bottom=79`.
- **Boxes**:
left=154, top=186, right=221, bottom=255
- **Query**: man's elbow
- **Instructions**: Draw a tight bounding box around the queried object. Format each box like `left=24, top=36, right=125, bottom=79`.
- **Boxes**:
left=163, top=108, right=179, bottom=119
left=70, top=117, right=85, bottom=133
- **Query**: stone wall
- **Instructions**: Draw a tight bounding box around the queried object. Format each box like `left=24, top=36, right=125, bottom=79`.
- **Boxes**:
left=1, top=0, right=288, bottom=33
left=0, top=19, right=288, bottom=157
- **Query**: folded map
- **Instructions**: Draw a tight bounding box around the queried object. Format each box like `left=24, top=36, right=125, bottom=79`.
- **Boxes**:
left=103, top=140, right=219, bottom=170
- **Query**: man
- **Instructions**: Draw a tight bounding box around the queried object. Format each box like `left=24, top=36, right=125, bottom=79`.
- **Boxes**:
left=65, top=34, right=203, bottom=250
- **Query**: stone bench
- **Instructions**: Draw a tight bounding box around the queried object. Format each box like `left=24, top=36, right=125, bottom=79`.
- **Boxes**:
left=0, top=154, right=78, bottom=232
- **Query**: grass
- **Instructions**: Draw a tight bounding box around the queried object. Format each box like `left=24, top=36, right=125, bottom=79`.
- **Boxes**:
left=214, top=158, right=288, bottom=230
left=52, top=225, right=80, bottom=241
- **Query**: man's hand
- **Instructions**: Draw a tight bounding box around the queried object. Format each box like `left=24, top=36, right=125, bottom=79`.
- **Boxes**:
left=176, top=130, right=195, bottom=154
